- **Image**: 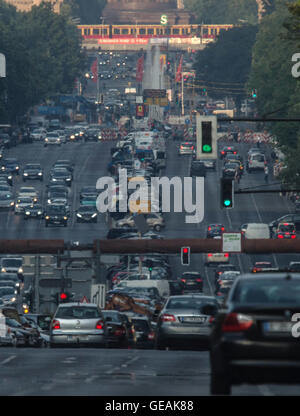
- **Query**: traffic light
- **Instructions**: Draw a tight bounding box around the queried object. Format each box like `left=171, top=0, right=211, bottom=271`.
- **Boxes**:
left=220, top=177, right=234, bottom=209
left=251, top=89, right=257, bottom=98
left=59, top=292, right=71, bottom=303
left=196, top=115, right=217, bottom=159
left=181, top=246, right=190, bottom=266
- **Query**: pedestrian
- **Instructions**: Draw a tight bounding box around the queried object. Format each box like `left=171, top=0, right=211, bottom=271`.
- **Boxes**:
left=264, top=165, right=269, bottom=183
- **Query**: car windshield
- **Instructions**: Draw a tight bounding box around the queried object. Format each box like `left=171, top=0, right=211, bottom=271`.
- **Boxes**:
left=166, top=297, right=218, bottom=312
left=0, top=287, right=15, bottom=296
left=55, top=306, right=101, bottom=319
left=2, top=259, right=22, bottom=268
left=102, top=312, right=121, bottom=323
left=278, top=224, right=295, bottom=232
left=25, top=164, right=40, bottom=169
left=79, top=206, right=96, bottom=212
left=232, top=279, right=300, bottom=305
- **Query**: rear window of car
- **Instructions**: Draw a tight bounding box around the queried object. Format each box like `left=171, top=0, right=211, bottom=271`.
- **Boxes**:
left=132, top=319, right=150, bottom=331
left=182, top=274, right=201, bottom=280
left=251, top=154, right=265, bottom=162
left=55, top=307, right=101, bottom=319
left=232, top=279, right=300, bottom=304
left=102, top=312, right=121, bottom=323
left=166, top=298, right=218, bottom=312
left=278, top=224, right=295, bottom=232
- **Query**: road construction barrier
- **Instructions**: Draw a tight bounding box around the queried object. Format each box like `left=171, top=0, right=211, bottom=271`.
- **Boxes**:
left=101, top=129, right=118, bottom=141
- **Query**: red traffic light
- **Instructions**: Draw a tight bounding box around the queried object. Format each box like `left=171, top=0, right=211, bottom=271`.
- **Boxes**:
left=181, top=246, right=190, bottom=266
left=60, top=292, right=68, bottom=300
left=183, top=248, right=189, bottom=254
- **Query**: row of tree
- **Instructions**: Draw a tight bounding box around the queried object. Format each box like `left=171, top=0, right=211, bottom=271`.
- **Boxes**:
left=0, top=1, right=85, bottom=123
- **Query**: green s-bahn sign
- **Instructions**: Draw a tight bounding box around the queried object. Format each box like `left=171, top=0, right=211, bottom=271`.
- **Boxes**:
left=160, top=15, right=168, bottom=26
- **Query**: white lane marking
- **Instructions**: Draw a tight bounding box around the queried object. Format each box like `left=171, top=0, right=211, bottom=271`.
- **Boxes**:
left=258, top=385, right=275, bottom=396
left=1, top=355, right=16, bottom=365
left=106, top=356, right=140, bottom=374
left=85, top=375, right=99, bottom=383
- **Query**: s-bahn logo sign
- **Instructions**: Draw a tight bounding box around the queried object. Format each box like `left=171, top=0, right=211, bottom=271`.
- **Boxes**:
left=160, top=15, right=168, bottom=26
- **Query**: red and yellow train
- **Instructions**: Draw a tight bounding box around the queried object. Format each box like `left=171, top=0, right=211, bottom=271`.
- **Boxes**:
left=77, top=23, right=234, bottom=40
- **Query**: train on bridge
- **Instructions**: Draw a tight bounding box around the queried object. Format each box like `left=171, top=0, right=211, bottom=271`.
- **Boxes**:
left=77, top=23, right=234, bottom=45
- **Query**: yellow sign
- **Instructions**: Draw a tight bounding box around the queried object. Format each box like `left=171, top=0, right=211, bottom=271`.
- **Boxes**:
left=129, top=199, right=151, bottom=213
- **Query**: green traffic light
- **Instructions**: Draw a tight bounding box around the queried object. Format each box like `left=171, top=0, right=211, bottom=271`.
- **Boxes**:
left=224, top=200, right=231, bottom=207
left=202, top=144, right=212, bottom=153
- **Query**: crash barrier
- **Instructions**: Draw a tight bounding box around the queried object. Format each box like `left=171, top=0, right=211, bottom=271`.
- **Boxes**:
left=101, top=128, right=118, bottom=140
left=219, top=131, right=274, bottom=144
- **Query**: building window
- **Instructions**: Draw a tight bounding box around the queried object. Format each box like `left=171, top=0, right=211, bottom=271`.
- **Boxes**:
left=147, top=28, right=154, bottom=35
left=173, top=28, right=180, bottom=35
left=84, top=29, right=90, bottom=35
left=93, top=29, right=99, bottom=35
left=139, top=28, right=146, bottom=35
left=122, top=29, right=129, bottom=34
left=114, top=28, right=120, bottom=34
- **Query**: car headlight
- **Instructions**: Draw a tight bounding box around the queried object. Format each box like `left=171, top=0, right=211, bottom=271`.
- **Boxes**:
left=11, top=297, right=16, bottom=303
left=15, top=204, right=19, bottom=208
left=77, top=213, right=82, bottom=218
left=8, top=175, right=12, bottom=180
left=33, top=198, right=37, bottom=202
left=16, top=282, right=20, bottom=287
left=52, top=178, right=57, bottom=182
left=37, top=211, right=42, bottom=215
left=47, top=199, right=51, bottom=204
left=63, top=216, right=68, bottom=220
left=70, top=135, right=75, bottom=139
left=45, top=138, right=49, bottom=142
left=25, top=211, right=30, bottom=215
left=10, top=202, right=14, bottom=206
left=23, top=173, right=28, bottom=176
left=91, top=213, right=97, bottom=218
left=18, top=267, right=23, bottom=274
left=38, top=172, right=43, bottom=176
left=57, top=139, right=61, bottom=142
left=66, top=178, right=71, bottom=181
left=1, top=268, right=6, bottom=272
left=45, top=216, right=50, bottom=220
left=16, top=166, right=19, bottom=170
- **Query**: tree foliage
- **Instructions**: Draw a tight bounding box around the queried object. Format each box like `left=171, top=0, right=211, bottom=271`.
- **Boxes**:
left=193, top=25, right=258, bottom=105
left=0, top=1, right=85, bottom=123
left=63, top=0, right=107, bottom=24
left=185, top=0, right=258, bottom=24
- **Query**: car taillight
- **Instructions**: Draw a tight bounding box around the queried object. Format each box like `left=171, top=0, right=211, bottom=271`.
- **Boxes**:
left=96, top=320, right=104, bottom=330
left=221, top=151, right=225, bottom=155
left=221, top=227, right=225, bottom=231
left=291, top=234, right=297, bottom=239
left=208, top=227, right=211, bottom=231
left=233, top=151, right=237, bottom=154
left=160, top=314, right=176, bottom=322
left=196, top=278, right=202, bottom=282
left=180, top=146, right=183, bottom=149
left=224, top=253, right=229, bottom=258
left=277, top=234, right=284, bottom=239
left=209, top=316, right=215, bottom=324
left=52, top=320, right=60, bottom=330
left=222, top=313, right=253, bottom=332
left=181, top=278, right=186, bottom=283
left=148, top=331, right=155, bottom=340
left=208, top=253, right=213, bottom=257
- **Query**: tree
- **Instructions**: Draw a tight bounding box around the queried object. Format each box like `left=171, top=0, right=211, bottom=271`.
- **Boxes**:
left=193, top=25, right=258, bottom=108
left=185, top=0, right=258, bottom=24
left=0, top=1, right=85, bottom=123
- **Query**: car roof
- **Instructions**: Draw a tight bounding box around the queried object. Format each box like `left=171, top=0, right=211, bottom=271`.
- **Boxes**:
left=56, top=302, right=98, bottom=308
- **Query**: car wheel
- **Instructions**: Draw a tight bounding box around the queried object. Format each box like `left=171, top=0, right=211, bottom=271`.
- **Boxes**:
left=210, top=370, right=231, bottom=395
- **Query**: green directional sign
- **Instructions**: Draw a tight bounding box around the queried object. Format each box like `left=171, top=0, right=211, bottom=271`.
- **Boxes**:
left=160, top=15, right=168, bottom=25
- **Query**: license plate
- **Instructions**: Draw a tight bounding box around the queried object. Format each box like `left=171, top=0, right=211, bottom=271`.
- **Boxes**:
left=181, top=317, right=206, bottom=323
left=80, top=335, right=89, bottom=341
left=67, top=335, right=74, bottom=341
left=187, top=281, right=195, bottom=285
left=263, top=321, right=293, bottom=334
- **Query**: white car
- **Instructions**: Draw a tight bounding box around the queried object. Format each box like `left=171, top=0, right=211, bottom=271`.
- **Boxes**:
left=248, top=153, right=266, bottom=172
left=44, top=132, right=61, bottom=146
left=30, top=128, right=47, bottom=141
left=14, top=197, right=34, bottom=213
left=204, top=252, right=230, bottom=266
left=17, top=186, right=38, bottom=202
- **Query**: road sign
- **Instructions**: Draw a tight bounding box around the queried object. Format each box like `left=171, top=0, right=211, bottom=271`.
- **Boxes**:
left=143, top=89, right=166, bottom=99
left=39, top=278, right=72, bottom=288
left=80, top=295, right=89, bottom=303
left=91, top=284, right=106, bottom=309
left=222, top=233, right=242, bottom=253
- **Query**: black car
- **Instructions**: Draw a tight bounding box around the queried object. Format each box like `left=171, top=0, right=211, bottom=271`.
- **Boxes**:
left=190, top=161, right=206, bottom=177
left=45, top=204, right=68, bottom=227
left=210, top=273, right=300, bottom=395
left=79, top=186, right=98, bottom=201
left=106, top=227, right=138, bottom=239
left=23, top=163, right=43, bottom=181
left=101, top=310, right=129, bottom=348
left=222, top=162, right=239, bottom=178
left=1, top=158, right=20, bottom=175
left=24, top=204, right=44, bottom=220
left=85, top=129, right=102, bottom=142
left=49, top=168, right=72, bottom=186
left=207, top=224, right=225, bottom=238
left=76, top=205, right=98, bottom=223
left=180, top=272, right=204, bottom=292
left=131, top=317, right=155, bottom=349
left=47, top=184, right=69, bottom=198
left=169, top=280, right=185, bottom=296
left=0, top=172, right=12, bottom=186
left=220, top=146, right=237, bottom=159
left=54, top=160, right=74, bottom=173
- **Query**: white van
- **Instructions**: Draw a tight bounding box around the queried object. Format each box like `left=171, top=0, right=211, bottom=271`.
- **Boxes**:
left=244, top=223, right=270, bottom=239
left=116, top=279, right=170, bottom=298
left=248, top=153, right=266, bottom=172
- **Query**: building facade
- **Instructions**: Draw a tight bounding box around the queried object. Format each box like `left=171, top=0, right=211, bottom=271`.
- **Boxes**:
left=3, top=0, right=63, bottom=13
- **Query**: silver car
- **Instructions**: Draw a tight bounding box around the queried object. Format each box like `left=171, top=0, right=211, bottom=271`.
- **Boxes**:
left=50, top=303, right=107, bottom=347
left=178, top=142, right=195, bottom=155
left=0, top=192, right=14, bottom=209
left=44, top=132, right=61, bottom=147
left=155, top=295, right=219, bottom=349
